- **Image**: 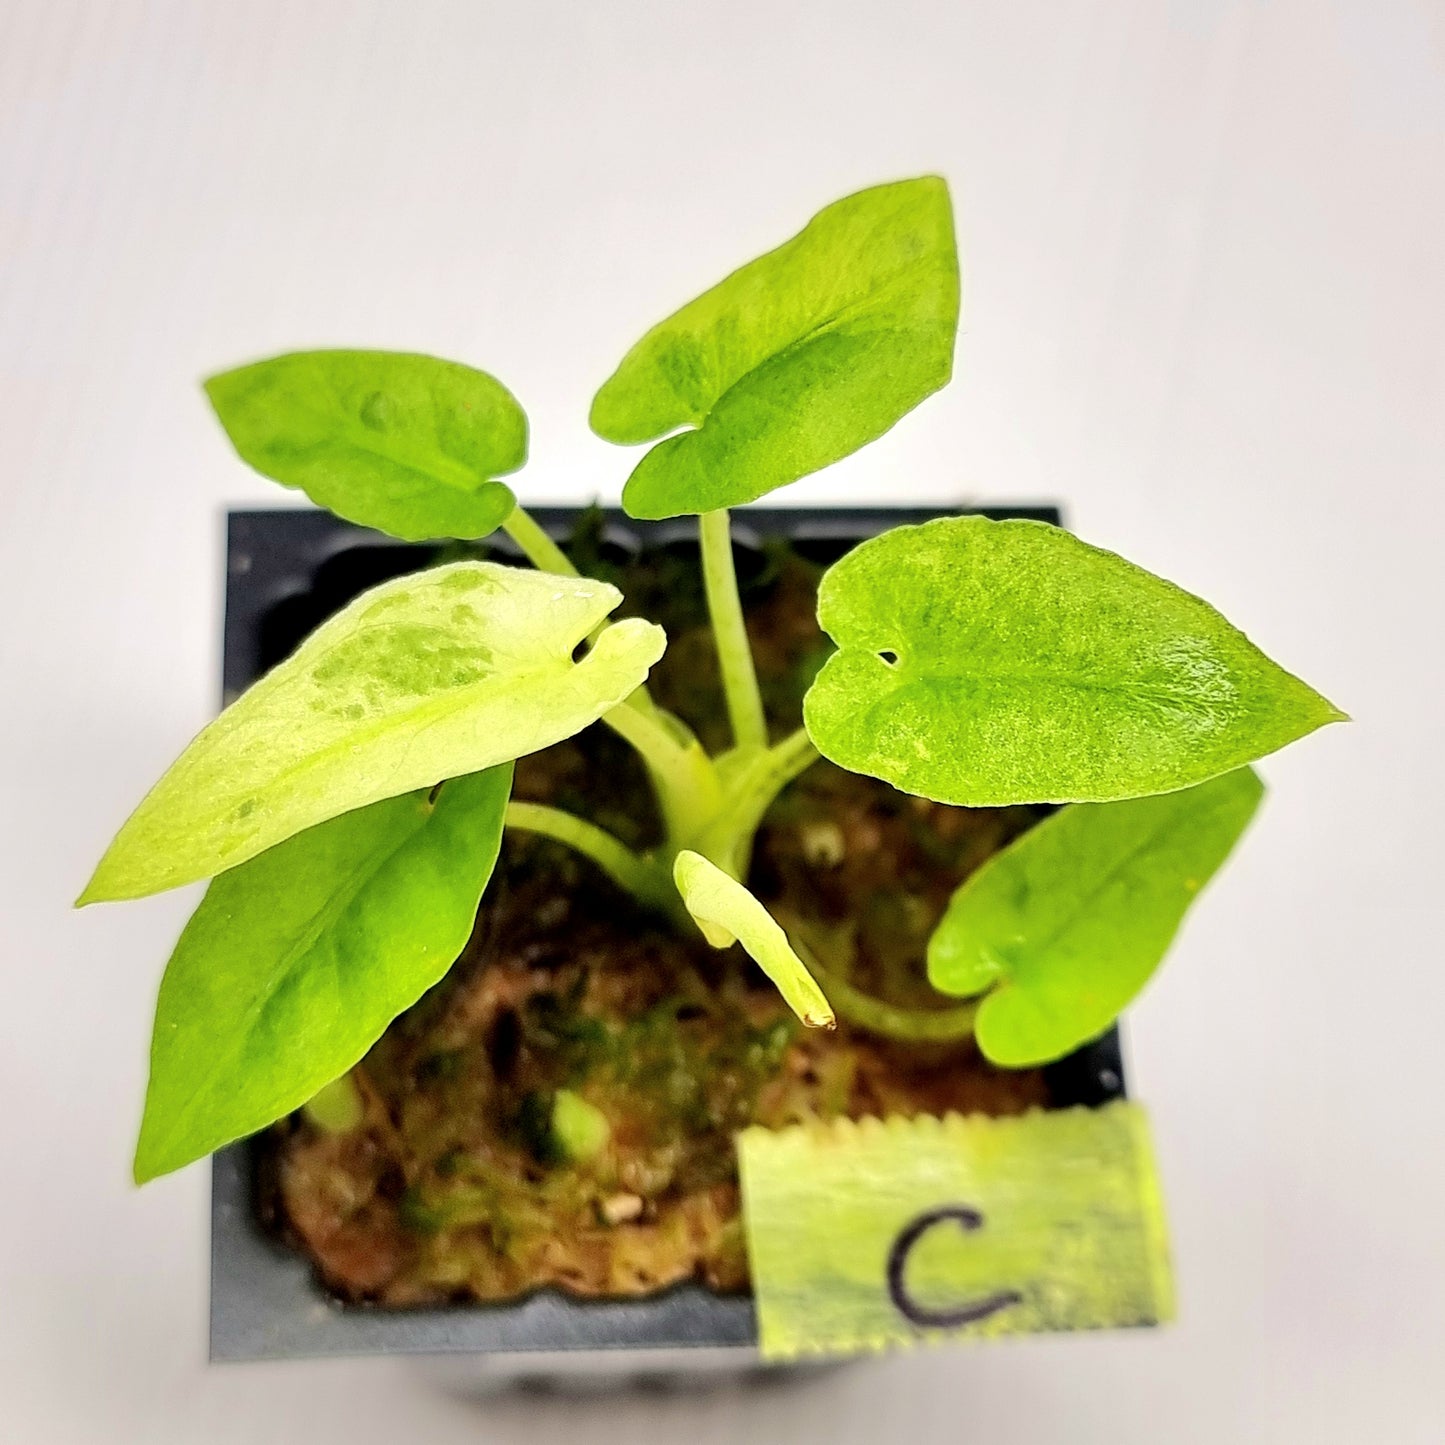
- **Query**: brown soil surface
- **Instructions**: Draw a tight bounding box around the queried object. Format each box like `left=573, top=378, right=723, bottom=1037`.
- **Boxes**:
left=262, top=520, right=1050, bottom=1305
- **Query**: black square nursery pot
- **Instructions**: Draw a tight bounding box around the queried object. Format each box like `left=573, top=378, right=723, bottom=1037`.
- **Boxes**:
left=209, top=503, right=1127, bottom=1366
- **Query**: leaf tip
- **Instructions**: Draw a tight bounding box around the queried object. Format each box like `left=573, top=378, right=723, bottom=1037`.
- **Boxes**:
left=74, top=860, right=115, bottom=908
left=131, top=1128, right=169, bottom=1186
left=75, top=845, right=150, bottom=907
left=200, top=365, right=238, bottom=414
left=1277, top=668, right=1350, bottom=735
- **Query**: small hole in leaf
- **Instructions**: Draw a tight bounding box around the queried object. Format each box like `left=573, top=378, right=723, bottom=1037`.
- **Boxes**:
left=878, top=649, right=900, bottom=667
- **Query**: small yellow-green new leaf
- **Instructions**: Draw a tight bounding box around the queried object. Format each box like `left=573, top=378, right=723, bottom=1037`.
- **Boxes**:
left=673, top=851, right=834, bottom=1028
left=592, top=177, right=959, bottom=518
left=551, top=1090, right=611, bottom=1163
left=805, top=516, right=1344, bottom=806
left=81, top=563, right=664, bottom=902
left=206, top=350, right=525, bottom=541
left=135, top=765, right=512, bottom=1182
left=928, top=768, right=1264, bottom=1066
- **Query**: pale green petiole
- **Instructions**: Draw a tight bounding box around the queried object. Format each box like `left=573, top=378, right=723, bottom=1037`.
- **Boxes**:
left=600, top=697, right=726, bottom=849
left=502, top=505, right=580, bottom=577
left=810, top=967, right=980, bottom=1044
left=780, top=916, right=981, bottom=1044
left=699, top=509, right=768, bottom=754
left=702, top=726, right=820, bottom=878
left=504, top=801, right=676, bottom=915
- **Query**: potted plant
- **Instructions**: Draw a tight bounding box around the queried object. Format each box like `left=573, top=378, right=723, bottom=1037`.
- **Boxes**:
left=83, top=177, right=1342, bottom=1366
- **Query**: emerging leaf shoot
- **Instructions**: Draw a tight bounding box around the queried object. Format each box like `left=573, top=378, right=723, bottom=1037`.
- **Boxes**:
left=550, top=1090, right=612, bottom=1163
left=302, top=1074, right=365, bottom=1133
left=673, top=851, right=835, bottom=1028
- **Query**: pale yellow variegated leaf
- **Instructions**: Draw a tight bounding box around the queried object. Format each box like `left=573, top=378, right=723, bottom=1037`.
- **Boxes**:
left=83, top=563, right=664, bottom=901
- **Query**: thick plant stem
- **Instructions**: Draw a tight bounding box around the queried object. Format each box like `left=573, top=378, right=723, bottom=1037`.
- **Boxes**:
left=744, top=725, right=820, bottom=803
left=699, top=509, right=768, bottom=753
left=701, top=726, right=822, bottom=878
left=502, top=507, right=579, bottom=576
left=602, top=701, right=723, bottom=848
left=505, top=801, right=675, bottom=913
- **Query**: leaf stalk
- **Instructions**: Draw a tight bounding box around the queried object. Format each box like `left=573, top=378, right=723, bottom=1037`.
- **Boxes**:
left=699, top=509, right=768, bottom=753
left=700, top=726, right=820, bottom=877
left=502, top=506, right=580, bottom=576
left=781, top=917, right=981, bottom=1044
left=600, top=700, right=725, bottom=850
left=504, top=801, right=676, bottom=915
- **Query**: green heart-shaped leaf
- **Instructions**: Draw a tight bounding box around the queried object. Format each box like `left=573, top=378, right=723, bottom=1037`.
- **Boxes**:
left=928, top=768, right=1264, bottom=1066
left=592, top=177, right=959, bottom=519
left=134, top=765, right=512, bottom=1182
left=206, top=350, right=526, bottom=541
left=673, top=850, right=834, bottom=1028
left=804, top=516, right=1344, bottom=805
left=81, top=562, right=664, bottom=902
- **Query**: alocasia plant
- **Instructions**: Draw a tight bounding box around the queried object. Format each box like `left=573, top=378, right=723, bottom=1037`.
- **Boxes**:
left=81, top=176, right=1344, bottom=1183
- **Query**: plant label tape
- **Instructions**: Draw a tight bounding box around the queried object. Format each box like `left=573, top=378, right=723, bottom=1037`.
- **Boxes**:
left=737, top=1101, right=1174, bottom=1361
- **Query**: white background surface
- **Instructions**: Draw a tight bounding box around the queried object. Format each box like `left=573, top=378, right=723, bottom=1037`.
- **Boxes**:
left=2, top=1, right=1442, bottom=1440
